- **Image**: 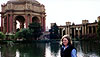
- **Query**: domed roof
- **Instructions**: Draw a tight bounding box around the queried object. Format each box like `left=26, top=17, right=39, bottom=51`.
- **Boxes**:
left=8, top=0, right=40, bottom=4
left=9, top=0, right=36, bottom=2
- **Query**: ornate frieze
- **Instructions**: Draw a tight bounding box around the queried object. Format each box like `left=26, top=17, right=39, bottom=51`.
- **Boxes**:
left=14, top=5, right=25, bottom=10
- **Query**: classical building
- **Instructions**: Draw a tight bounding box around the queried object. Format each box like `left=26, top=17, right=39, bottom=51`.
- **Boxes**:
left=0, top=0, right=46, bottom=34
left=58, top=17, right=100, bottom=38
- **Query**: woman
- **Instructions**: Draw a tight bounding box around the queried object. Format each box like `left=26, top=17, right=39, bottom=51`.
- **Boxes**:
left=60, top=35, right=77, bottom=57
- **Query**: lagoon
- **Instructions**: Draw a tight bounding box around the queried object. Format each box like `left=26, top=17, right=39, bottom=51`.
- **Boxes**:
left=0, top=41, right=100, bottom=57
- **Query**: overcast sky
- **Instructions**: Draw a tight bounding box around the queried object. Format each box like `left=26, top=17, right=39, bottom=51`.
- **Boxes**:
left=0, top=0, right=100, bottom=29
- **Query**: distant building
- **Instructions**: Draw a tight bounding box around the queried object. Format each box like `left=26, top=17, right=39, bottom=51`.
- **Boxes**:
left=58, top=17, right=100, bottom=38
left=0, top=0, right=46, bottom=34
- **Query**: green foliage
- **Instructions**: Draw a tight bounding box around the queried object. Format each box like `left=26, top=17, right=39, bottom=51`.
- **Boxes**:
left=28, top=22, right=42, bottom=40
left=15, top=28, right=32, bottom=40
left=15, top=30, right=22, bottom=39
left=97, top=21, right=100, bottom=38
left=8, top=34, right=15, bottom=40
left=15, top=22, right=42, bottom=40
left=28, top=22, right=41, bottom=29
left=0, top=32, right=6, bottom=40
left=49, top=23, right=60, bottom=39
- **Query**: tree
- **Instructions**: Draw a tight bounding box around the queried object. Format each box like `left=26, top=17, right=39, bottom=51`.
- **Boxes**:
left=49, top=23, right=60, bottom=39
left=15, top=28, right=32, bottom=40
left=15, top=22, right=42, bottom=40
left=8, top=34, right=15, bottom=40
left=28, top=22, right=42, bottom=40
left=0, top=32, right=6, bottom=40
left=97, top=20, right=100, bottom=38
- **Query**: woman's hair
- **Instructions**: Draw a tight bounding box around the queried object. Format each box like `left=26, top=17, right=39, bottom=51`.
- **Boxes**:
left=60, top=35, right=72, bottom=46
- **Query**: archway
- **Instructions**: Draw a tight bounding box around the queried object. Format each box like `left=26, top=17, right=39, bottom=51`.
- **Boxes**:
left=15, top=16, right=25, bottom=31
left=72, top=28, right=74, bottom=38
left=32, top=16, right=40, bottom=23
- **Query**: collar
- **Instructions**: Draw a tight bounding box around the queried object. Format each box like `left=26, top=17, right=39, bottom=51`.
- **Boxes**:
left=62, top=45, right=69, bottom=51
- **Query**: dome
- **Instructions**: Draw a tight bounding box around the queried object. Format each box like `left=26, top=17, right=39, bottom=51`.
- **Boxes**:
left=9, top=0, right=36, bottom=2
left=7, top=0, right=40, bottom=4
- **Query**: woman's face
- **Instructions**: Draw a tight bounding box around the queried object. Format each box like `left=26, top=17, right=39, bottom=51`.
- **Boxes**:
left=62, top=38, right=68, bottom=46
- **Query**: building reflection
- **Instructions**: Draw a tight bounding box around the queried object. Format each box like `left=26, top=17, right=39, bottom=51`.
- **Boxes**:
left=45, top=43, right=60, bottom=57
left=50, top=43, right=60, bottom=56
left=73, top=41, right=100, bottom=57
left=17, top=43, right=45, bottom=57
left=1, top=45, right=16, bottom=57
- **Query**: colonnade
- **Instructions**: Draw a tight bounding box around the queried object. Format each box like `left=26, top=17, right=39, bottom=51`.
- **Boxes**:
left=59, top=23, right=98, bottom=38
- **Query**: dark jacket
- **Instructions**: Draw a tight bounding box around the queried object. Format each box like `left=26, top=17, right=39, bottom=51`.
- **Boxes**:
left=61, top=45, right=76, bottom=57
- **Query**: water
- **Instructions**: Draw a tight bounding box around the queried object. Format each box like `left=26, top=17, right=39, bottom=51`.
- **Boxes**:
left=0, top=41, right=100, bottom=57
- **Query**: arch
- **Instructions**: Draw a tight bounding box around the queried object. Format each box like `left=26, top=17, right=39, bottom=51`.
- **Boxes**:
left=93, top=26, right=96, bottom=33
left=15, top=16, right=25, bottom=30
left=32, top=16, right=40, bottom=23
left=89, top=26, right=92, bottom=33
left=72, top=28, right=74, bottom=38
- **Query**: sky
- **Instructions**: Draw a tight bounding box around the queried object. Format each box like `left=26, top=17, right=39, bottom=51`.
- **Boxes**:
left=0, top=0, right=100, bottom=29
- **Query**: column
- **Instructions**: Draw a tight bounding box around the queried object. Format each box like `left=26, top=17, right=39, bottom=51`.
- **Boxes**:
left=40, top=17, right=43, bottom=32
left=78, top=29, right=80, bottom=38
left=43, top=17, right=45, bottom=31
left=41, top=17, right=43, bottom=26
left=7, top=15, right=9, bottom=33
left=82, top=26, right=84, bottom=35
left=26, top=15, right=28, bottom=28
left=87, top=27, right=89, bottom=34
left=62, top=29, right=63, bottom=37
left=13, top=20, right=16, bottom=33
left=65, top=27, right=67, bottom=35
left=10, top=14, right=13, bottom=33
left=3, top=18, right=6, bottom=33
left=68, top=27, right=70, bottom=35
left=30, top=15, right=32, bottom=23
left=85, top=25, right=87, bottom=35
left=1, top=16, right=3, bottom=32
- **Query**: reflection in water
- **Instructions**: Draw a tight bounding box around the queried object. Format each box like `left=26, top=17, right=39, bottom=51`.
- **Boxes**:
left=1, top=45, right=16, bottom=57
left=0, top=41, right=100, bottom=57
left=15, top=50, right=20, bottom=57
left=45, top=43, right=60, bottom=57
left=45, top=43, right=51, bottom=57
left=75, top=41, right=84, bottom=57
left=17, top=43, right=45, bottom=57
left=74, top=41, right=100, bottom=57
left=50, top=42, right=60, bottom=57
left=0, top=51, right=1, bottom=57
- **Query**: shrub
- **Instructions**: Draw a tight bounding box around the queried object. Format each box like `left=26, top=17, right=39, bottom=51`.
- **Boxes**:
left=0, top=32, right=6, bottom=40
